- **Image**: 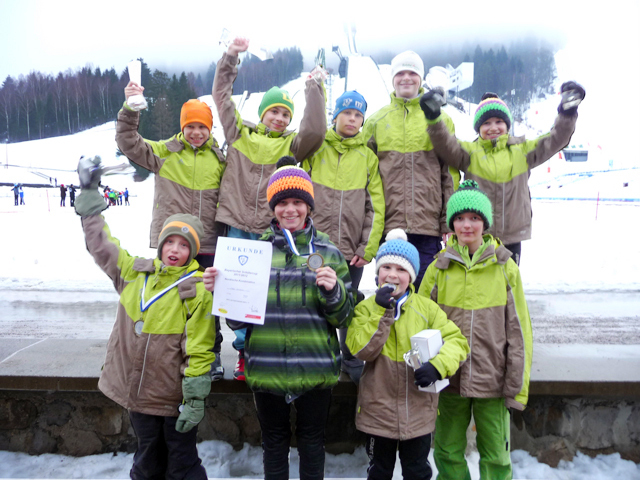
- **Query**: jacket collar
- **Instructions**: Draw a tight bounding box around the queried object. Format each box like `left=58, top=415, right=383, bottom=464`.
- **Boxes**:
left=390, top=88, right=425, bottom=106
left=435, top=234, right=511, bottom=269
left=326, top=128, right=364, bottom=152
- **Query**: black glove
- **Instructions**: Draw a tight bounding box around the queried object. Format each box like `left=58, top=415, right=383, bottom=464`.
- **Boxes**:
left=420, top=88, right=446, bottom=121
left=558, top=81, right=585, bottom=115
left=374, top=284, right=396, bottom=309
left=414, top=362, right=441, bottom=388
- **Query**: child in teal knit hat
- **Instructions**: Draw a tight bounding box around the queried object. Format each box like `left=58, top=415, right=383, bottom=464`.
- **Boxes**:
left=419, top=179, right=533, bottom=480
left=212, top=37, right=328, bottom=380
left=347, top=228, right=469, bottom=480
left=420, top=82, right=585, bottom=265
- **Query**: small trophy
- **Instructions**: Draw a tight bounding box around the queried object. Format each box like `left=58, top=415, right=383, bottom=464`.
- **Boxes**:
left=127, top=60, right=148, bottom=111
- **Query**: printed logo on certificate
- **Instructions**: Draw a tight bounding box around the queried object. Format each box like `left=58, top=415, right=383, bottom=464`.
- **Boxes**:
left=212, top=237, right=273, bottom=325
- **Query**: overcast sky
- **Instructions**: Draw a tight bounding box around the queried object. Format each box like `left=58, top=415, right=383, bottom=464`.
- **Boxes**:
left=1, top=0, right=638, bottom=82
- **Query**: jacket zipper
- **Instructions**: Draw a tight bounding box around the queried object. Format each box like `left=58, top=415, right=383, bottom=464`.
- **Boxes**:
left=301, top=267, right=306, bottom=306
left=255, top=165, right=265, bottom=218
left=276, top=270, right=281, bottom=307
left=137, top=334, right=152, bottom=396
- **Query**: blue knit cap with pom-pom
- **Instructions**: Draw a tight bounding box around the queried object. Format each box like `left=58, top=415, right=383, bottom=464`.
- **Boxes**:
left=375, top=229, right=420, bottom=283
left=446, top=179, right=493, bottom=231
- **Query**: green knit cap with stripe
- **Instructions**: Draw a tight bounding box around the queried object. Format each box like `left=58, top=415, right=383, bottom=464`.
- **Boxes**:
left=447, top=180, right=493, bottom=231
left=473, top=93, right=512, bottom=133
left=258, top=86, right=294, bottom=121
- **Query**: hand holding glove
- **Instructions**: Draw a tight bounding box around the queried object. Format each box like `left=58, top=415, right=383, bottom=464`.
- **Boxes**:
left=420, top=88, right=446, bottom=121
left=176, top=374, right=211, bottom=433
left=558, top=81, right=585, bottom=115
left=414, top=362, right=442, bottom=388
left=74, top=156, right=108, bottom=216
left=374, top=284, right=396, bottom=309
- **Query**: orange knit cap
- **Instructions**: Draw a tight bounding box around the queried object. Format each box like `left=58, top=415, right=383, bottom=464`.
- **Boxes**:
left=180, top=99, right=213, bottom=132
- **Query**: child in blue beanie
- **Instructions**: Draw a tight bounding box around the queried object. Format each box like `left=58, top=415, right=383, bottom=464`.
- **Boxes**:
left=347, top=229, right=469, bottom=480
left=303, top=90, right=385, bottom=384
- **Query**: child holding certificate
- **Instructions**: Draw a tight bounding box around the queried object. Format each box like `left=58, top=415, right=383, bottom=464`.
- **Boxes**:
left=204, top=157, right=354, bottom=480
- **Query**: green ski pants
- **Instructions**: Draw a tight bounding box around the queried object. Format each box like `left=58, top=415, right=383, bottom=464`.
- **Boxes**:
left=434, top=393, right=512, bottom=480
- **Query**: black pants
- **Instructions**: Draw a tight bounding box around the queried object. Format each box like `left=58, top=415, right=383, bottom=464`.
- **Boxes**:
left=406, top=234, right=442, bottom=291
left=254, top=389, right=332, bottom=480
left=504, top=242, right=522, bottom=266
left=338, top=264, right=365, bottom=383
left=128, top=411, right=207, bottom=480
left=365, top=433, right=433, bottom=480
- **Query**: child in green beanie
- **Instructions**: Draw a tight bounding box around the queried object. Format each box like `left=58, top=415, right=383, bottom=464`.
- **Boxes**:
left=418, top=179, right=533, bottom=480
left=420, top=83, right=585, bottom=264
left=212, top=36, right=328, bottom=380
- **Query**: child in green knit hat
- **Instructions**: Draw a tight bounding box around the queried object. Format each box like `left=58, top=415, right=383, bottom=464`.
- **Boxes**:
left=420, top=83, right=585, bottom=265
left=212, top=36, right=328, bottom=380
left=419, top=179, right=533, bottom=480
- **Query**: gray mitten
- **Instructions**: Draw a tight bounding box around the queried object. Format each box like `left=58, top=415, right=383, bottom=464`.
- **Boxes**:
left=176, top=374, right=211, bottom=433
left=75, top=156, right=108, bottom=216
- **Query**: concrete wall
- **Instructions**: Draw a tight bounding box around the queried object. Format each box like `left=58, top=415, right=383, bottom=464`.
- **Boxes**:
left=1, top=389, right=638, bottom=466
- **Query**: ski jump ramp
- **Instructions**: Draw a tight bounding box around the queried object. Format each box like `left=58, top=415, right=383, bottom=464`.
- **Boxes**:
left=342, top=55, right=391, bottom=116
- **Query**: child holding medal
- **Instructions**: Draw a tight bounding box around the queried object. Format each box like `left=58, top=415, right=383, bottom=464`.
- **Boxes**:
left=203, top=156, right=354, bottom=480
left=74, top=156, right=216, bottom=480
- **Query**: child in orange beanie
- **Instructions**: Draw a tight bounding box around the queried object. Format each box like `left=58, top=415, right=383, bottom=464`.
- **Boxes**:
left=116, top=81, right=227, bottom=380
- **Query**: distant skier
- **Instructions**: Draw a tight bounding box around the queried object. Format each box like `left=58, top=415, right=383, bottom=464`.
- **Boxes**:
left=68, top=184, right=76, bottom=207
left=59, top=184, right=67, bottom=207
left=11, top=183, right=19, bottom=205
left=19, top=186, right=25, bottom=205
left=124, top=187, right=130, bottom=206
left=420, top=82, right=585, bottom=264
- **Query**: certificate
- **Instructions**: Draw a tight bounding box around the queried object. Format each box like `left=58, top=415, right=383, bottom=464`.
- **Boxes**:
left=212, top=237, right=273, bottom=325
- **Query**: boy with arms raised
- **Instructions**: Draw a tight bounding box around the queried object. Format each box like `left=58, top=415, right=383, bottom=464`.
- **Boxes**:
left=213, top=36, right=327, bottom=380
left=75, top=156, right=216, bottom=480
left=116, top=84, right=226, bottom=379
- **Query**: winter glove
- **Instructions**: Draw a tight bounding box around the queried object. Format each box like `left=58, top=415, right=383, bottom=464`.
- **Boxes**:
left=176, top=374, right=212, bottom=433
left=420, top=88, right=446, bottom=121
left=74, top=156, right=108, bottom=216
left=414, top=362, right=442, bottom=388
left=558, top=81, right=585, bottom=115
left=374, top=284, right=396, bottom=309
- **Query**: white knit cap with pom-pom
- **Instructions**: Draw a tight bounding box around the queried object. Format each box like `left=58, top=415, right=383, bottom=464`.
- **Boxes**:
left=375, top=229, right=420, bottom=283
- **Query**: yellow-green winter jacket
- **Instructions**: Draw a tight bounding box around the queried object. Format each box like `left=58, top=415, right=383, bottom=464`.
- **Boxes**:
left=363, top=89, right=460, bottom=236
left=427, top=112, right=577, bottom=244
left=302, top=128, right=385, bottom=262
left=115, top=106, right=226, bottom=254
left=346, top=287, right=469, bottom=439
left=82, top=214, right=216, bottom=417
left=419, top=235, right=532, bottom=410
left=213, top=52, right=326, bottom=234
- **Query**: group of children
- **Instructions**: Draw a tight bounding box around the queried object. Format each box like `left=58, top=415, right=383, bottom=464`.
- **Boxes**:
left=74, top=38, right=585, bottom=480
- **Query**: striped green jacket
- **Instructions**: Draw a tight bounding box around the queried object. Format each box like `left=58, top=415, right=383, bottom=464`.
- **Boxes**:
left=241, top=218, right=354, bottom=401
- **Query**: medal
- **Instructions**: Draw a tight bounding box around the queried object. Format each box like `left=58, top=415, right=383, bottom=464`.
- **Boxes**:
left=307, top=253, right=325, bottom=271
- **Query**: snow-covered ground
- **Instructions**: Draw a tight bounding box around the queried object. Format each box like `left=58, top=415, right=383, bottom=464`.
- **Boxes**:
left=1, top=49, right=640, bottom=478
